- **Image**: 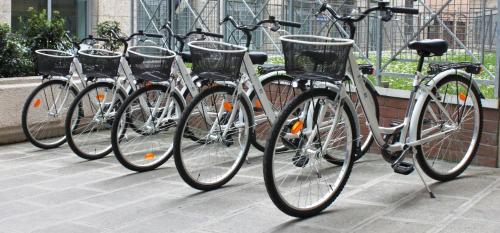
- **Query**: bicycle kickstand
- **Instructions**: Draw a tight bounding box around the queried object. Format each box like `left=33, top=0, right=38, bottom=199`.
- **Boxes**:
left=412, top=152, right=436, bottom=198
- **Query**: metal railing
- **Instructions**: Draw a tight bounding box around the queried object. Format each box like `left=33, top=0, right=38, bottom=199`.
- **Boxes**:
left=134, top=0, right=498, bottom=98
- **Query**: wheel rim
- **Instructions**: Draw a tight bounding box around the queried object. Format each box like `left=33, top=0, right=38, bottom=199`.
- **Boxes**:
left=251, top=77, right=301, bottom=150
left=26, top=82, right=76, bottom=146
left=116, top=88, right=180, bottom=168
left=179, top=90, right=250, bottom=185
left=418, top=79, right=481, bottom=176
left=69, top=85, right=123, bottom=156
left=271, top=96, right=353, bottom=210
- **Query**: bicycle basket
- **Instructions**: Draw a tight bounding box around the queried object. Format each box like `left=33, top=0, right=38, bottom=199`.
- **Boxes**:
left=35, top=49, right=74, bottom=76
left=127, top=46, right=176, bottom=82
left=78, top=49, right=121, bottom=79
left=281, top=35, right=353, bottom=82
left=188, top=41, right=247, bottom=80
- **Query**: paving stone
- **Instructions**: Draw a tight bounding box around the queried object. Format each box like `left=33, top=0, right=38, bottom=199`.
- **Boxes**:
left=0, top=185, right=52, bottom=204
left=42, top=161, right=113, bottom=176
left=294, top=201, right=385, bottom=231
left=386, top=193, right=467, bottom=224
left=32, top=222, right=102, bottom=233
left=204, top=203, right=293, bottom=233
left=27, top=188, right=102, bottom=206
left=84, top=181, right=183, bottom=207
left=0, top=173, right=54, bottom=190
left=349, top=181, right=420, bottom=205
left=76, top=196, right=183, bottom=230
left=0, top=164, right=55, bottom=179
left=353, top=217, right=434, bottom=233
left=428, top=175, right=496, bottom=198
left=115, top=211, right=210, bottom=233
left=35, top=170, right=119, bottom=190
left=87, top=167, right=178, bottom=191
left=264, top=224, right=341, bottom=233
left=0, top=202, right=104, bottom=232
left=463, top=189, right=500, bottom=222
left=347, top=164, right=393, bottom=186
left=0, top=201, right=43, bottom=221
left=438, top=218, right=500, bottom=233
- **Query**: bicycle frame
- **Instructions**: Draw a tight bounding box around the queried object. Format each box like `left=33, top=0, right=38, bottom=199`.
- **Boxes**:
left=342, top=50, right=463, bottom=154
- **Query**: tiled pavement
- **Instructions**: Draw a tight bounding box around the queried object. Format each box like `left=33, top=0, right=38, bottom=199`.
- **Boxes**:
left=1, top=142, right=500, bottom=233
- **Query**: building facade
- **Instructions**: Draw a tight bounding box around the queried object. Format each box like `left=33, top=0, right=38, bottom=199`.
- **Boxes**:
left=0, top=0, right=132, bottom=37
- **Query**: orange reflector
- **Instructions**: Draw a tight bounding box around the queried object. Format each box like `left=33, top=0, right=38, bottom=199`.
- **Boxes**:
left=33, top=99, right=42, bottom=108
left=291, top=120, right=304, bottom=135
left=145, top=152, right=155, bottom=160
left=145, top=81, right=152, bottom=87
left=459, top=92, right=466, bottom=102
left=255, top=100, right=262, bottom=109
left=96, top=93, right=105, bottom=102
left=223, top=101, right=233, bottom=112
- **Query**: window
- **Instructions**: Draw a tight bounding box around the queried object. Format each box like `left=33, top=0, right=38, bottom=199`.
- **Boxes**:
left=11, top=0, right=89, bottom=38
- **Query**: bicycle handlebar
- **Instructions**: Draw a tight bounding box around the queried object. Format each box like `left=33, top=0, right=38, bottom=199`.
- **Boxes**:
left=316, top=3, right=418, bottom=39
left=220, top=15, right=301, bottom=48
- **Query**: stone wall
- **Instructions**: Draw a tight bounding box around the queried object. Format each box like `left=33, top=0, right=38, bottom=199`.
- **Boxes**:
left=0, top=0, right=11, bottom=25
left=368, top=88, right=499, bottom=168
left=92, top=0, right=132, bottom=34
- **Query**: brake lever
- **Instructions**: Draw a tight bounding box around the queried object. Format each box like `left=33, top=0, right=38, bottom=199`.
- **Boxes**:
left=270, top=23, right=280, bottom=32
left=381, top=10, right=393, bottom=22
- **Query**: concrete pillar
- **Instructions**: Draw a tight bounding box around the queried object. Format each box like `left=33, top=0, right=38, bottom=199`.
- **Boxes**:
left=0, top=0, right=11, bottom=26
left=496, top=0, right=500, bottom=167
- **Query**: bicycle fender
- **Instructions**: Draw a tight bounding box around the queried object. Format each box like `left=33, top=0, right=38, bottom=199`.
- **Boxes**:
left=408, top=69, right=481, bottom=143
left=245, top=71, right=289, bottom=96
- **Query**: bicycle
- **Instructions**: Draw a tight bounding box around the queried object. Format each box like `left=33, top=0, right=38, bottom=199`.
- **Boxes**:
left=64, top=30, right=165, bottom=160
left=110, top=26, right=224, bottom=172
left=21, top=33, right=109, bottom=149
left=172, top=17, right=305, bottom=190
left=263, top=2, right=483, bottom=218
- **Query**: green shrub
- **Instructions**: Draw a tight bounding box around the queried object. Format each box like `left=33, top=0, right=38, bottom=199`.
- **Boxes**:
left=96, top=21, right=123, bottom=51
left=17, top=8, right=70, bottom=55
left=0, top=23, right=34, bottom=77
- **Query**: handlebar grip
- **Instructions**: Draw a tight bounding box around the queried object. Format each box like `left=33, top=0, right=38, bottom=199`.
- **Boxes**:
left=390, top=7, right=419, bottom=15
left=93, top=38, right=110, bottom=42
left=277, top=20, right=301, bottom=28
left=204, top=32, right=224, bottom=39
left=144, top=33, right=164, bottom=38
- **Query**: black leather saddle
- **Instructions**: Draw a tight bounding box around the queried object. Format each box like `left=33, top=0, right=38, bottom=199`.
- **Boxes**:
left=408, top=39, right=448, bottom=57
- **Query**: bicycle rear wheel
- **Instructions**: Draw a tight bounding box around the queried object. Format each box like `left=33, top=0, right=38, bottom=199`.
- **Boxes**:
left=263, top=88, right=356, bottom=218
left=173, top=85, right=253, bottom=190
left=65, top=81, right=126, bottom=160
left=112, top=84, right=184, bottom=172
left=415, top=75, right=483, bottom=181
left=22, top=79, right=79, bottom=149
left=248, top=75, right=303, bottom=152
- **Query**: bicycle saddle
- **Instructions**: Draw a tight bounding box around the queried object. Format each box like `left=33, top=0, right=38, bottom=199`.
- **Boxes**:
left=408, top=39, right=448, bottom=57
left=249, top=51, right=268, bottom=65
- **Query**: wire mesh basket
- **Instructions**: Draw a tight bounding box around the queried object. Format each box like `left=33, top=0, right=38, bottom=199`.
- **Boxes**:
left=281, top=35, right=354, bottom=82
left=188, top=41, right=247, bottom=80
left=35, top=49, right=74, bottom=76
left=78, top=49, right=121, bottom=79
left=127, top=46, right=176, bottom=82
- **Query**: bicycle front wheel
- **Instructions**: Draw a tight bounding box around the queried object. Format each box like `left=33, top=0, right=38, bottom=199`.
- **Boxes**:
left=415, top=74, right=483, bottom=181
left=173, top=85, right=253, bottom=190
left=112, top=84, right=184, bottom=172
left=22, top=79, right=79, bottom=149
left=65, top=81, right=126, bottom=160
left=263, top=88, right=356, bottom=218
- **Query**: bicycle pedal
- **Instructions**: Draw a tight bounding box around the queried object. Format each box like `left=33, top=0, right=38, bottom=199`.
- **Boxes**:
left=392, top=161, right=414, bottom=175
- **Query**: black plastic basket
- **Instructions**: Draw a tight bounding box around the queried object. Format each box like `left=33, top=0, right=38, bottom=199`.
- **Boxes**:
left=35, top=49, right=74, bottom=76
left=78, top=49, right=121, bottom=79
left=127, top=46, right=176, bottom=82
left=188, top=41, right=247, bottom=80
left=281, top=35, right=353, bottom=82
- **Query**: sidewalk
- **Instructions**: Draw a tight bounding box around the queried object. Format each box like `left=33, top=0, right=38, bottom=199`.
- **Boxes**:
left=0, top=142, right=499, bottom=233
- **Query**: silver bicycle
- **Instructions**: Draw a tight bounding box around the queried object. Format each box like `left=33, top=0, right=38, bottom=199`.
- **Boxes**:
left=263, top=2, right=483, bottom=218
left=21, top=33, right=107, bottom=149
